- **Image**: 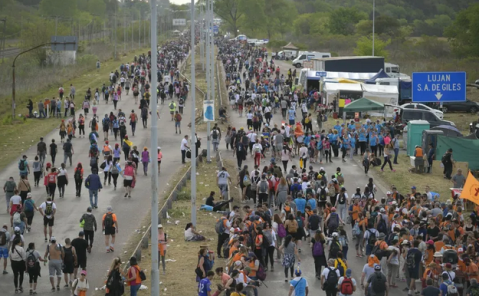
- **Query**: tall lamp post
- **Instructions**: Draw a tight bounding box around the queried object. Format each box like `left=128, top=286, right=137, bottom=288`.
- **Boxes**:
left=190, top=0, right=198, bottom=226
left=372, top=0, right=375, bottom=56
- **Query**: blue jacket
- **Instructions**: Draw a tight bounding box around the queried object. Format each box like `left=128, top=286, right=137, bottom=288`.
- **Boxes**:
left=85, top=173, right=103, bottom=190
left=294, top=198, right=307, bottom=214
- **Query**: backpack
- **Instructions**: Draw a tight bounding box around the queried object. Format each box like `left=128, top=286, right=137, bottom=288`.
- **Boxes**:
left=368, top=212, right=378, bottom=229
left=328, top=183, right=336, bottom=197
left=24, top=199, right=34, bottom=212
left=124, top=165, right=134, bottom=177
left=19, top=160, right=26, bottom=171
left=215, top=218, right=227, bottom=235
left=169, top=102, right=175, bottom=110
left=340, top=278, right=354, bottom=295
left=110, top=164, right=119, bottom=174
left=325, top=267, right=339, bottom=288
left=277, top=224, right=287, bottom=238
left=330, top=240, right=341, bottom=258
left=44, top=202, right=53, bottom=216
left=212, top=130, right=218, bottom=140
left=26, top=250, right=37, bottom=272
left=371, top=272, right=387, bottom=293
left=295, top=216, right=303, bottom=228
left=309, top=215, right=320, bottom=230
left=352, top=222, right=361, bottom=236
left=468, top=285, right=479, bottom=296
left=92, top=118, right=97, bottom=129
left=122, top=141, right=130, bottom=150
left=243, top=175, right=251, bottom=186
left=90, top=145, right=99, bottom=157
left=74, top=168, right=82, bottom=180
left=338, top=193, right=346, bottom=204
left=0, top=232, right=6, bottom=245
left=104, top=213, right=114, bottom=228
left=328, top=213, right=339, bottom=230
left=319, top=186, right=327, bottom=201
left=102, top=117, right=110, bottom=127
left=367, top=230, right=377, bottom=246
left=12, top=212, right=21, bottom=225
left=336, top=173, right=344, bottom=184
left=256, top=264, right=267, bottom=281
left=313, top=241, right=324, bottom=256
left=259, top=180, right=268, bottom=194
left=250, top=176, right=259, bottom=191
left=377, top=215, right=388, bottom=235
left=406, top=251, right=416, bottom=269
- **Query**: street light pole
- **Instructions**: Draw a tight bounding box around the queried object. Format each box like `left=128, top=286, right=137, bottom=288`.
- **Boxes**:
left=190, top=0, right=197, bottom=226
left=149, top=0, right=160, bottom=295
left=210, top=0, right=215, bottom=127
left=205, top=0, right=211, bottom=163
left=372, top=0, right=375, bottom=56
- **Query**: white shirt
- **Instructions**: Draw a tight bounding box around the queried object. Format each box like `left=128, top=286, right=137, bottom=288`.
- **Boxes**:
left=180, top=138, right=188, bottom=150
left=57, top=168, right=67, bottom=177
left=252, top=143, right=262, bottom=153
left=321, top=267, right=340, bottom=279
left=299, top=146, right=308, bottom=158
left=248, top=132, right=257, bottom=143
left=246, top=113, right=253, bottom=120
left=73, top=278, right=89, bottom=295
left=39, top=201, right=56, bottom=219
left=10, top=245, right=26, bottom=262
left=10, top=195, right=22, bottom=205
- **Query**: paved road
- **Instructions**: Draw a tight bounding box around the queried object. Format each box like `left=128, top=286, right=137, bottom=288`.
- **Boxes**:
left=0, top=56, right=194, bottom=294
left=215, top=57, right=414, bottom=296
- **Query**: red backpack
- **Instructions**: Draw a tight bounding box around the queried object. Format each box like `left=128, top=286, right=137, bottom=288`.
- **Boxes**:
left=340, top=277, right=354, bottom=295
left=124, top=165, right=134, bottom=177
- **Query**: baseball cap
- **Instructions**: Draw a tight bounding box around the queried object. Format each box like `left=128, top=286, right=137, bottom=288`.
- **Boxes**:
left=386, top=191, right=391, bottom=195
left=107, top=206, right=113, bottom=212
left=427, top=240, right=434, bottom=245
left=81, top=270, right=87, bottom=276
left=332, top=232, right=339, bottom=237
left=51, top=237, right=56, bottom=242
left=374, top=265, right=381, bottom=271
left=158, top=224, right=163, bottom=229
left=445, top=263, right=452, bottom=269
left=14, top=226, right=20, bottom=232
left=411, top=186, right=416, bottom=189
left=79, top=231, right=85, bottom=237
left=346, top=269, right=352, bottom=277
left=458, top=248, right=464, bottom=253
left=380, top=208, right=385, bottom=213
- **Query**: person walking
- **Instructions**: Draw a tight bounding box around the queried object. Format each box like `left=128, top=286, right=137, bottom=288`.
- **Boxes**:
left=50, top=139, right=58, bottom=166
left=288, top=267, right=309, bottom=296
left=216, top=212, right=231, bottom=258
left=174, top=111, right=182, bottom=134
left=122, top=160, right=136, bottom=198
left=129, top=110, right=137, bottom=136
left=62, top=238, right=77, bottom=288
left=57, top=163, right=68, bottom=198
left=44, top=237, right=64, bottom=291
left=23, top=193, right=38, bottom=232
left=17, top=175, right=31, bottom=205
left=311, top=231, right=327, bottom=279
left=79, top=207, right=97, bottom=253
left=157, top=224, right=167, bottom=274
left=380, top=143, right=395, bottom=172
left=25, top=242, right=45, bottom=294
left=321, top=259, right=340, bottom=296
left=109, top=159, right=121, bottom=190
left=71, top=231, right=88, bottom=279
left=366, top=265, right=388, bottom=296
left=103, top=207, right=118, bottom=253
left=37, top=137, right=47, bottom=164
left=101, top=156, right=113, bottom=186
left=85, top=168, right=102, bottom=209
left=32, top=157, right=42, bottom=187
left=280, top=235, right=301, bottom=282
left=126, top=257, right=143, bottom=296
left=157, top=147, right=163, bottom=174
left=63, top=139, right=74, bottom=167
left=18, top=155, right=30, bottom=179
left=141, top=147, right=149, bottom=176
left=71, top=270, right=89, bottom=296
left=211, top=126, right=221, bottom=152
left=4, top=177, right=17, bottom=213
left=74, top=163, right=84, bottom=197
left=338, top=269, right=356, bottom=296
left=0, top=225, right=11, bottom=275
left=39, top=197, right=56, bottom=242
left=105, top=257, right=124, bottom=296
left=10, top=237, right=26, bottom=293
left=180, top=135, right=190, bottom=164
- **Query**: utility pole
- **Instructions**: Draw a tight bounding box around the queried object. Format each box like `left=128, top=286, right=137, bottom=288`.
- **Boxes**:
left=190, top=0, right=197, bottom=226
left=124, top=13, right=126, bottom=52
left=210, top=0, right=215, bottom=127
left=149, top=0, right=160, bottom=296
left=0, top=19, right=6, bottom=63
left=372, top=0, right=375, bottom=56
left=114, top=13, right=117, bottom=59
left=139, top=11, right=141, bottom=49
left=205, top=0, right=211, bottom=163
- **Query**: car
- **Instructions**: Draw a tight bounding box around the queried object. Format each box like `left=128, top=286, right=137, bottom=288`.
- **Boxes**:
left=394, top=103, right=444, bottom=120
left=400, top=109, right=455, bottom=128
left=441, top=99, right=479, bottom=113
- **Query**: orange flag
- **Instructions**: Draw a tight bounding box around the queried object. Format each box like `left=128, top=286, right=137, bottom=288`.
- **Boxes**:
left=460, top=172, right=479, bottom=205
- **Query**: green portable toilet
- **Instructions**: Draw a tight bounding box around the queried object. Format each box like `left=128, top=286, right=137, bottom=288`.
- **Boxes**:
left=407, top=120, right=430, bottom=156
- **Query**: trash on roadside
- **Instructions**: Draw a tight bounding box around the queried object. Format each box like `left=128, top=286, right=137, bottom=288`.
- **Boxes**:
left=140, top=285, right=148, bottom=290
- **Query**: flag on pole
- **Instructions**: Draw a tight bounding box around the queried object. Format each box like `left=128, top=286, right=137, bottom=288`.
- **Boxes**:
left=459, top=172, right=479, bottom=205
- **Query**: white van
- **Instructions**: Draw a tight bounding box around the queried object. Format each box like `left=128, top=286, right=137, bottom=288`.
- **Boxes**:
left=292, top=52, right=331, bottom=68
left=276, top=50, right=296, bottom=60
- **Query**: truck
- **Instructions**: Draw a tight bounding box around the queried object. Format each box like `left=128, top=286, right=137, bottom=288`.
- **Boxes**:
left=292, top=51, right=331, bottom=68
left=312, top=56, right=402, bottom=78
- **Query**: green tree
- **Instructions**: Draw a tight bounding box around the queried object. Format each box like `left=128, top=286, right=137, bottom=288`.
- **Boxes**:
left=328, top=7, right=366, bottom=35
left=39, top=0, right=78, bottom=17
left=444, top=3, right=479, bottom=57
left=214, top=0, right=245, bottom=36
left=354, top=35, right=390, bottom=58
left=241, top=0, right=266, bottom=37
left=275, top=0, right=297, bottom=38
left=355, top=15, right=400, bottom=37
left=87, top=0, right=106, bottom=16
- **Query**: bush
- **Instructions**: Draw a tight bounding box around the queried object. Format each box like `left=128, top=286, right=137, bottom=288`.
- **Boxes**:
left=177, top=190, right=191, bottom=201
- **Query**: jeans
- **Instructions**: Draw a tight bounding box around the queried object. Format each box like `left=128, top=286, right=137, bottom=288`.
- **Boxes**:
left=39, top=110, right=46, bottom=118
left=131, top=122, right=136, bottom=135
left=217, top=233, right=229, bottom=256
left=130, top=283, right=141, bottom=296
left=39, top=153, right=46, bottom=164
left=381, top=156, right=393, bottom=171
left=89, top=189, right=98, bottom=207
left=393, top=148, right=399, bottom=163
left=181, top=150, right=186, bottom=164
left=64, top=152, right=72, bottom=166
left=264, top=246, right=275, bottom=268
left=51, top=153, right=56, bottom=166
left=337, top=204, right=347, bottom=221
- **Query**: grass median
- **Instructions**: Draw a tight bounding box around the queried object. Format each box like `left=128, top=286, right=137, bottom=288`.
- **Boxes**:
left=125, top=158, right=240, bottom=296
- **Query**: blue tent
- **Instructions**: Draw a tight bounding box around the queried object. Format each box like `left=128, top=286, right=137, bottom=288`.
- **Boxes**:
left=365, top=69, right=390, bottom=84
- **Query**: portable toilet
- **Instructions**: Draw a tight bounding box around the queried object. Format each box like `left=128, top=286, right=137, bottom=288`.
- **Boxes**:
left=422, top=130, right=444, bottom=158
left=407, top=120, right=430, bottom=156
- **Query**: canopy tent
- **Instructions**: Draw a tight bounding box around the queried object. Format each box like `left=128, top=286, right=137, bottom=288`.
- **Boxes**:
left=336, top=78, right=361, bottom=84
left=344, top=98, right=385, bottom=112
left=282, top=42, right=299, bottom=50
left=361, top=84, right=399, bottom=106
left=431, top=125, right=463, bottom=137
left=365, top=69, right=390, bottom=84
left=323, top=82, right=363, bottom=93
left=304, top=70, right=378, bottom=81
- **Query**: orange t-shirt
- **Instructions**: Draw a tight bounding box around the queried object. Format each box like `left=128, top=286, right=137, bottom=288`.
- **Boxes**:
left=102, top=213, right=117, bottom=228
left=351, top=205, right=361, bottom=221
left=229, top=246, right=238, bottom=258
left=434, top=241, right=445, bottom=252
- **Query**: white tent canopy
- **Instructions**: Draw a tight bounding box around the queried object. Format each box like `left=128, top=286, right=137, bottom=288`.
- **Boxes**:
left=323, top=83, right=363, bottom=93
left=361, top=84, right=399, bottom=106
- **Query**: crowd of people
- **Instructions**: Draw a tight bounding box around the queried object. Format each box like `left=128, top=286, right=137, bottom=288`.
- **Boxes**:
left=190, top=39, right=479, bottom=296
left=2, top=33, right=191, bottom=295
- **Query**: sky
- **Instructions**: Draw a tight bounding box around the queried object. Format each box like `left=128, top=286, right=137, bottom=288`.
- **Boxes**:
left=170, top=0, right=191, bottom=4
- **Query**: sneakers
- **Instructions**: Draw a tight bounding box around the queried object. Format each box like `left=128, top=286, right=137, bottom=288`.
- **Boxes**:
left=2, top=270, right=8, bottom=274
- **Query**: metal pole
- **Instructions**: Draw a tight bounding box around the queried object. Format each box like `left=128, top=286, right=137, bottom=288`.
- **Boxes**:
left=149, top=0, right=160, bottom=295
left=1, top=19, right=6, bottom=63
left=139, top=12, right=141, bottom=49
left=190, top=0, right=197, bottom=226
left=124, top=13, right=126, bottom=52
left=210, top=1, right=215, bottom=117
left=12, top=64, right=15, bottom=120
left=205, top=0, right=211, bottom=163
left=114, top=14, right=117, bottom=59
left=372, top=0, right=375, bottom=56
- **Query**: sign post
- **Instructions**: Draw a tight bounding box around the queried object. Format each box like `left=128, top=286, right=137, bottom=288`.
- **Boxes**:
left=172, top=19, right=186, bottom=26
left=412, top=72, right=466, bottom=103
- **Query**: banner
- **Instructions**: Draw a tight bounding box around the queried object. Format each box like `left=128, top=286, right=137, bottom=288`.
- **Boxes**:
left=460, top=172, right=479, bottom=205
left=203, top=101, right=214, bottom=122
